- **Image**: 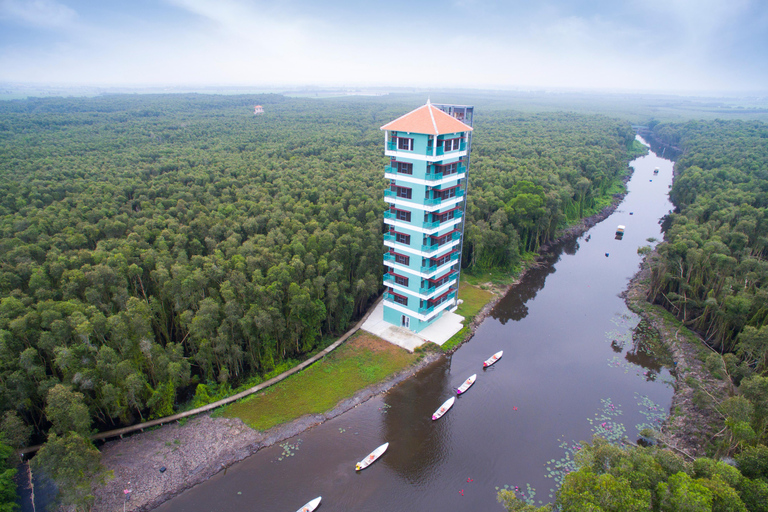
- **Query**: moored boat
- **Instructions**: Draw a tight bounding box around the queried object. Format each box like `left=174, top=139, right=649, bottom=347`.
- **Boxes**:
left=483, top=351, right=503, bottom=368
left=296, top=497, right=321, bottom=512
left=432, top=396, right=455, bottom=420
left=356, top=442, right=389, bottom=471
left=456, top=374, right=477, bottom=395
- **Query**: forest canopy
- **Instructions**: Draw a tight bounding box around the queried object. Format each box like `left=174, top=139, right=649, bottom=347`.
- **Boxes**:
left=0, top=93, right=639, bottom=442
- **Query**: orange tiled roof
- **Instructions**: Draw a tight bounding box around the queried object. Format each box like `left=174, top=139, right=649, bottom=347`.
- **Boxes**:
left=380, top=103, right=472, bottom=135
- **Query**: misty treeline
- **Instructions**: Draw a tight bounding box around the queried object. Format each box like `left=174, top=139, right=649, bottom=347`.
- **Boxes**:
left=0, top=94, right=638, bottom=452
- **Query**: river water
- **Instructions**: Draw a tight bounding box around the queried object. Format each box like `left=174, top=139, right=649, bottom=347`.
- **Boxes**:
left=155, top=139, right=675, bottom=512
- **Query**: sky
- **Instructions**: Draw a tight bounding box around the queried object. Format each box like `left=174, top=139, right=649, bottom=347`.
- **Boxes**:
left=0, top=0, right=766, bottom=93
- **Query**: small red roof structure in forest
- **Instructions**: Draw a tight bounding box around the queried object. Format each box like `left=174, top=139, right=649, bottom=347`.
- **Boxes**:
left=254, top=105, right=264, bottom=114
left=380, top=100, right=472, bottom=135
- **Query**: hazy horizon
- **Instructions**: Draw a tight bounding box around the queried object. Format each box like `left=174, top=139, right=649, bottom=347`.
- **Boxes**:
left=1, top=0, right=767, bottom=94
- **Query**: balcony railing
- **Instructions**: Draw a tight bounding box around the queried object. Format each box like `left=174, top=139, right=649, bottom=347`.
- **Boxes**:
left=383, top=273, right=398, bottom=287
left=420, top=251, right=460, bottom=273
left=434, top=141, right=467, bottom=156
left=425, top=163, right=466, bottom=181
left=425, top=188, right=465, bottom=206
left=421, top=232, right=461, bottom=253
left=419, top=271, right=458, bottom=294
left=418, top=290, right=457, bottom=315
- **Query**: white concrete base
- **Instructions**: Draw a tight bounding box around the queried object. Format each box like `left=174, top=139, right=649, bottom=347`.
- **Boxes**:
left=361, top=301, right=465, bottom=352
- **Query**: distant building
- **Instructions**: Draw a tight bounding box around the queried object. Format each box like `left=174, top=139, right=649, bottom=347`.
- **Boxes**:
left=380, top=101, right=474, bottom=332
left=254, top=105, right=264, bottom=115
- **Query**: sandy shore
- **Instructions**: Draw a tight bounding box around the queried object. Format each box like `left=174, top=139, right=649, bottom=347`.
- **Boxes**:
left=88, top=350, right=441, bottom=512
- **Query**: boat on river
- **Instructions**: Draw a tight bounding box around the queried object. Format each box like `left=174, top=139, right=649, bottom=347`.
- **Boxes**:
left=456, top=374, right=477, bottom=395
left=432, top=396, right=455, bottom=420
left=296, top=497, right=321, bottom=512
left=356, top=442, right=388, bottom=471
left=483, top=351, right=503, bottom=368
left=654, top=167, right=659, bottom=175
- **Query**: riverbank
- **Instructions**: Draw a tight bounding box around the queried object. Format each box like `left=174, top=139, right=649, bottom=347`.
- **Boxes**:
left=86, top=336, right=442, bottom=512
left=623, top=257, right=731, bottom=458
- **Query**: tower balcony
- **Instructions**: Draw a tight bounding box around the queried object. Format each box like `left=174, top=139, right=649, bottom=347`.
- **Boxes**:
left=383, top=209, right=463, bottom=231
left=418, top=290, right=457, bottom=315
left=419, top=269, right=458, bottom=294
left=425, top=163, right=466, bottom=181
left=425, top=187, right=465, bottom=206
left=420, top=251, right=460, bottom=273
left=420, top=231, right=461, bottom=253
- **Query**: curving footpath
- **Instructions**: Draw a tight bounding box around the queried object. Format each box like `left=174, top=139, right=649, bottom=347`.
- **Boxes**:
left=19, top=296, right=383, bottom=457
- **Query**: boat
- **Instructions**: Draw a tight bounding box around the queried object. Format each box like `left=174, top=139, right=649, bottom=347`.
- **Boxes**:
left=653, top=167, right=659, bottom=175
left=615, top=225, right=625, bottom=240
left=296, top=497, right=321, bottom=512
left=456, top=374, right=477, bottom=395
left=356, top=442, right=388, bottom=471
left=483, top=351, right=503, bottom=368
left=432, top=396, right=455, bottom=420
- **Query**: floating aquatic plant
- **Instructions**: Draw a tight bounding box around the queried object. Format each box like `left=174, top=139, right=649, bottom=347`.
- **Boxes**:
left=634, top=393, right=667, bottom=433
left=276, top=439, right=303, bottom=462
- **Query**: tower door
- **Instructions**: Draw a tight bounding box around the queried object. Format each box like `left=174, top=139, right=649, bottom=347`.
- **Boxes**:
left=401, top=315, right=410, bottom=328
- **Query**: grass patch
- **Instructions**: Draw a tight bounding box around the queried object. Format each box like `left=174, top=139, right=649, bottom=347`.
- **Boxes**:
left=455, top=280, right=495, bottom=318
left=439, top=278, right=498, bottom=352
left=441, top=325, right=471, bottom=352
left=221, top=332, right=418, bottom=431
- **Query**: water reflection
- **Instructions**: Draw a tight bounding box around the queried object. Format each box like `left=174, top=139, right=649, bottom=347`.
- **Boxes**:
left=491, top=250, right=558, bottom=324
left=382, top=357, right=452, bottom=486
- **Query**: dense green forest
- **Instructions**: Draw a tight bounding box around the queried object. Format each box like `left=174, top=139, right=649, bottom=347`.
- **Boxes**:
left=0, top=94, right=638, bottom=450
left=501, top=119, right=768, bottom=511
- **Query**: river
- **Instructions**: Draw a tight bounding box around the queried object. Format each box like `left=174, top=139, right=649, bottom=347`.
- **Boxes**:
left=155, top=138, right=675, bottom=512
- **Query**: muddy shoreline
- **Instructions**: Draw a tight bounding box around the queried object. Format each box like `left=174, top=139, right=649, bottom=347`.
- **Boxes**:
left=623, top=259, right=730, bottom=458
left=86, top=350, right=442, bottom=512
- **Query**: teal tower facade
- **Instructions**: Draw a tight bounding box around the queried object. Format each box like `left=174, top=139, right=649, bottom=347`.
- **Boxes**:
left=380, top=102, right=474, bottom=333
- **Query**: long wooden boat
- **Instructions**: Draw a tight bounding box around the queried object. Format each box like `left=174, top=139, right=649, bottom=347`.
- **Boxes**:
left=296, top=497, right=321, bottom=512
left=432, top=396, right=455, bottom=420
left=456, top=374, right=477, bottom=395
left=356, top=442, right=388, bottom=471
left=483, top=350, right=503, bottom=368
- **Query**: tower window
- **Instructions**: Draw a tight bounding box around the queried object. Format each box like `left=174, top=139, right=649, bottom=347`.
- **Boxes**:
left=397, top=137, right=414, bottom=151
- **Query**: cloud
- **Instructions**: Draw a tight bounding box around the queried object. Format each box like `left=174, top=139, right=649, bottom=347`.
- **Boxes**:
left=0, top=0, right=764, bottom=92
left=0, top=0, right=77, bottom=29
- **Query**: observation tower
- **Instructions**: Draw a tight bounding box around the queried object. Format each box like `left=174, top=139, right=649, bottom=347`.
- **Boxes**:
left=380, top=102, right=474, bottom=333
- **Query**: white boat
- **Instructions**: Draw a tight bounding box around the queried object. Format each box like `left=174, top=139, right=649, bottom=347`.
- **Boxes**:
left=432, top=396, right=455, bottom=420
left=356, top=442, right=388, bottom=471
left=456, top=374, right=477, bottom=395
left=483, top=350, right=503, bottom=368
left=296, top=497, right=321, bottom=512
left=653, top=167, right=659, bottom=174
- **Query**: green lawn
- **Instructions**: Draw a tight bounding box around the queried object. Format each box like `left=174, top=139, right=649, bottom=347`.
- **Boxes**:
left=221, top=332, right=418, bottom=431
left=455, top=281, right=495, bottom=319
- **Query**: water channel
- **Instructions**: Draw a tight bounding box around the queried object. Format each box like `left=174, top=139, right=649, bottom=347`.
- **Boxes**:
left=155, top=138, right=676, bottom=511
